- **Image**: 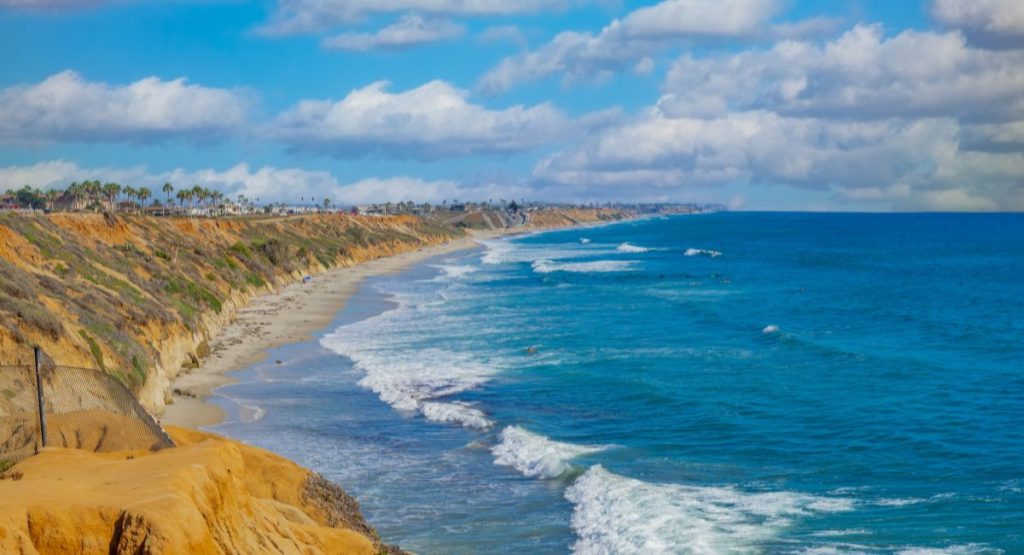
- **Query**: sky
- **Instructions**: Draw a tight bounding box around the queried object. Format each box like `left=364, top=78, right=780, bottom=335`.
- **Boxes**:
left=0, top=0, right=1022, bottom=211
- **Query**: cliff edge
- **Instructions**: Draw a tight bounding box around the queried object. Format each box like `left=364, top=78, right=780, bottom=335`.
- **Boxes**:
left=0, top=427, right=402, bottom=555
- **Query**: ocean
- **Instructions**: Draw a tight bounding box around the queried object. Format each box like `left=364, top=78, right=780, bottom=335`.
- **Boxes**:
left=212, top=213, right=1024, bottom=554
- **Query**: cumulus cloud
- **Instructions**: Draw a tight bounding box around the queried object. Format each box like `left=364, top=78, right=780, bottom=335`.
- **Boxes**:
left=0, top=70, right=248, bottom=145
left=0, top=160, right=536, bottom=204
left=534, top=109, right=1024, bottom=210
left=322, top=14, right=464, bottom=50
left=258, top=0, right=565, bottom=36
left=478, top=0, right=784, bottom=93
left=661, top=24, right=1024, bottom=121
left=533, top=19, right=1024, bottom=213
left=267, top=79, right=570, bottom=158
left=932, top=0, right=1024, bottom=47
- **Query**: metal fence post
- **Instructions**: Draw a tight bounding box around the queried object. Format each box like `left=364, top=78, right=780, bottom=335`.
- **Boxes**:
left=34, top=346, right=47, bottom=449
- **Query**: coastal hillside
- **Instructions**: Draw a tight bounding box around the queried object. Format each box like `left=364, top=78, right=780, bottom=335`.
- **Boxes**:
left=0, top=208, right=631, bottom=412
left=0, top=212, right=459, bottom=411
left=0, top=426, right=403, bottom=554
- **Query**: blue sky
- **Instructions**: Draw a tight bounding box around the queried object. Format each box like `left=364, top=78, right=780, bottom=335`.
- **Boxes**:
left=1, top=0, right=1022, bottom=210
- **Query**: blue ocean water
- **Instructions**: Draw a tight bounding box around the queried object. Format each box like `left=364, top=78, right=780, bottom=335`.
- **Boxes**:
left=213, top=213, right=1024, bottom=554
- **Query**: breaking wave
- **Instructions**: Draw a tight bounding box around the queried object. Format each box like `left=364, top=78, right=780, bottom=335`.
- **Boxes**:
left=616, top=242, right=650, bottom=253
left=565, top=465, right=855, bottom=554
left=532, top=259, right=636, bottom=274
left=492, top=426, right=607, bottom=479
left=684, top=248, right=723, bottom=258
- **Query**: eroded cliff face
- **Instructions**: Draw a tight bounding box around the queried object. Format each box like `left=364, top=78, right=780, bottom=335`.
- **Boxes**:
left=0, top=208, right=631, bottom=413
left=0, top=427, right=404, bottom=555
left=0, top=213, right=460, bottom=411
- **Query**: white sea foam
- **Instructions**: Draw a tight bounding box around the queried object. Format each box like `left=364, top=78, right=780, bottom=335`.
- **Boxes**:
left=532, top=259, right=635, bottom=274
left=616, top=242, right=650, bottom=253
left=580, top=238, right=592, bottom=244
left=685, top=248, right=723, bottom=258
left=565, top=465, right=854, bottom=554
left=321, top=290, right=498, bottom=424
left=896, top=545, right=1002, bottom=555
left=433, top=264, right=476, bottom=281
left=492, top=426, right=607, bottom=479
left=481, top=238, right=607, bottom=266
left=421, top=401, right=494, bottom=430
left=763, top=324, right=780, bottom=334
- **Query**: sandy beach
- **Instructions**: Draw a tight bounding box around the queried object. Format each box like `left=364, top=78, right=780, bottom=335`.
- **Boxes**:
left=161, top=232, right=494, bottom=429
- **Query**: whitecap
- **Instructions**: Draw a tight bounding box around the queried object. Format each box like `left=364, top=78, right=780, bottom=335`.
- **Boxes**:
left=564, top=465, right=854, bottom=554
left=896, top=544, right=1003, bottom=555
left=492, top=426, right=607, bottom=479
left=685, top=248, right=723, bottom=258
left=616, top=242, right=650, bottom=253
left=763, top=324, right=780, bottom=334
left=580, top=238, right=591, bottom=244
left=421, top=401, right=494, bottom=430
left=532, top=259, right=636, bottom=274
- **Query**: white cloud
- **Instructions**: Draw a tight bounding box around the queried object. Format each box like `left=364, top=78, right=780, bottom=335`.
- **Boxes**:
left=0, top=160, right=536, bottom=204
left=258, top=0, right=565, bottom=36
left=322, top=14, right=464, bottom=50
left=661, top=25, right=1024, bottom=121
left=267, top=79, right=570, bottom=158
left=932, top=0, right=1024, bottom=47
left=534, top=108, right=1024, bottom=211
left=0, top=70, right=248, bottom=145
left=478, top=0, right=783, bottom=93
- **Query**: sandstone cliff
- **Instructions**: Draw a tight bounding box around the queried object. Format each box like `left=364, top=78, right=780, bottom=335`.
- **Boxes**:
left=0, top=426, right=403, bottom=554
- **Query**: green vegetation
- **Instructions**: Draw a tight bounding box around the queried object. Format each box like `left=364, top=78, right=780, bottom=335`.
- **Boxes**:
left=0, top=212, right=461, bottom=394
left=79, top=330, right=107, bottom=372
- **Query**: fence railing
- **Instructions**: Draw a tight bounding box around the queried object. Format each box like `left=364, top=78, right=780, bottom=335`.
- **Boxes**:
left=0, top=347, right=174, bottom=468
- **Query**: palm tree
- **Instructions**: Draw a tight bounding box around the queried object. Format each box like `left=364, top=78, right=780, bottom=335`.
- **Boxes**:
left=102, top=183, right=120, bottom=211
left=176, top=189, right=188, bottom=215
left=138, top=187, right=151, bottom=214
left=44, top=189, right=59, bottom=212
left=162, top=183, right=174, bottom=215
left=124, top=186, right=138, bottom=213
left=191, top=185, right=203, bottom=216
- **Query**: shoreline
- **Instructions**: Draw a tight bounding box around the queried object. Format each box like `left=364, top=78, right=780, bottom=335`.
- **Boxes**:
left=160, top=231, right=498, bottom=429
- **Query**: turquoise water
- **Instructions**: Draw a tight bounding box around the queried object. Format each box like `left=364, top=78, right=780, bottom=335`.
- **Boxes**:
left=213, top=213, right=1024, bottom=554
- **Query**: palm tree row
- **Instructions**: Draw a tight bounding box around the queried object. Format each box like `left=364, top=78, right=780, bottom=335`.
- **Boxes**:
left=63, top=180, right=152, bottom=212
left=173, top=184, right=226, bottom=216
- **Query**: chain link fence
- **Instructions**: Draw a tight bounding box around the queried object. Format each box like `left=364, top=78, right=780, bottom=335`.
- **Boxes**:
left=0, top=349, right=174, bottom=468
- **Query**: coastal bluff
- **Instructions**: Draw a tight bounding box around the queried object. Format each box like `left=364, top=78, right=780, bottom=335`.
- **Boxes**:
left=0, top=426, right=403, bottom=554
left=0, top=209, right=631, bottom=415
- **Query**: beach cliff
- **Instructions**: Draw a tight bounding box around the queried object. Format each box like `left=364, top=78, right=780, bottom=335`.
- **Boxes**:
left=0, top=426, right=403, bottom=554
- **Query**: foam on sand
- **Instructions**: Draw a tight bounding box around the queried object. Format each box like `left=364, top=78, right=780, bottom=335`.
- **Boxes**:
left=565, top=465, right=855, bottom=554
left=685, top=248, right=723, bottom=258
left=421, top=401, right=494, bottom=430
left=616, top=242, right=650, bottom=253
left=532, top=259, right=635, bottom=274
left=492, top=426, right=607, bottom=479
